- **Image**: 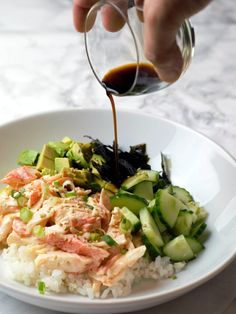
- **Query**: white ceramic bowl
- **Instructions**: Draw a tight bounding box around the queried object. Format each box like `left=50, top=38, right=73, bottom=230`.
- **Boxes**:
left=0, top=108, right=235, bottom=314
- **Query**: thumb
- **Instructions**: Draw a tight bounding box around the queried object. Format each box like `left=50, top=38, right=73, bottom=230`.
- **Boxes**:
left=143, top=0, right=211, bottom=83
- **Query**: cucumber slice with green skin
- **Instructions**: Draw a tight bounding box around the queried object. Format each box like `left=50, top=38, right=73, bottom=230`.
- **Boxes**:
left=147, top=199, right=155, bottom=213
left=185, top=237, right=204, bottom=255
left=164, top=185, right=173, bottom=194
left=133, top=181, right=154, bottom=200
left=152, top=211, right=167, bottom=233
left=172, top=186, right=193, bottom=204
left=155, top=189, right=186, bottom=228
left=120, top=207, right=141, bottom=233
left=110, top=193, right=148, bottom=216
left=190, top=220, right=207, bottom=238
left=161, top=231, right=174, bottom=244
left=173, top=211, right=193, bottom=236
left=163, top=235, right=194, bottom=262
left=140, top=207, right=164, bottom=248
left=142, top=234, right=162, bottom=259
left=121, top=170, right=159, bottom=190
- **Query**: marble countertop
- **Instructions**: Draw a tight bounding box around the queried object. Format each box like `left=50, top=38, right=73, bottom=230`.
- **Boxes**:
left=0, top=0, right=235, bottom=313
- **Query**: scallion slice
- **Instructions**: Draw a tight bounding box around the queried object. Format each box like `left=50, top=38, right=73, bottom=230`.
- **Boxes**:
left=38, top=281, right=46, bottom=295
left=65, top=191, right=77, bottom=198
left=53, top=181, right=60, bottom=188
left=11, top=190, right=22, bottom=199
left=33, top=225, right=45, bottom=238
left=20, top=207, right=33, bottom=223
left=101, top=234, right=117, bottom=246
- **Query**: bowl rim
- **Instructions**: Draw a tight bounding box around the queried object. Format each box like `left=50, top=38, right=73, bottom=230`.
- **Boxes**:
left=0, top=107, right=235, bottom=305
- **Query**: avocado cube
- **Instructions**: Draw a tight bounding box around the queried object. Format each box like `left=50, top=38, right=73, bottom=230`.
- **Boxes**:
left=90, top=154, right=105, bottom=175
left=47, top=141, right=70, bottom=157
left=36, top=144, right=59, bottom=171
left=66, top=143, right=88, bottom=168
left=17, top=150, right=39, bottom=166
left=55, top=157, right=70, bottom=173
left=62, top=136, right=73, bottom=145
left=61, top=168, right=92, bottom=188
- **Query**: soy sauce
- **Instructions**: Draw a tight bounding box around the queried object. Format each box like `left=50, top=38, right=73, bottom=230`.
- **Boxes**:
left=106, top=91, right=119, bottom=173
left=102, top=62, right=160, bottom=95
left=102, top=62, right=160, bottom=175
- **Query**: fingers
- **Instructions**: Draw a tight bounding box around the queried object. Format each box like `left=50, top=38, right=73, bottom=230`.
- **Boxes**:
left=143, top=0, right=212, bottom=82
left=73, top=0, right=127, bottom=33
left=73, top=0, right=98, bottom=32
left=101, top=2, right=127, bottom=33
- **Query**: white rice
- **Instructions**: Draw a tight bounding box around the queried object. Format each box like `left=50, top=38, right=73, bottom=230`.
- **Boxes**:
left=2, top=244, right=185, bottom=299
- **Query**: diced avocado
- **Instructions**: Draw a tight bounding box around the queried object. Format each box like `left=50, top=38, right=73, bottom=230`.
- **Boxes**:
left=62, top=136, right=73, bottom=145
left=133, top=181, right=154, bottom=200
left=90, top=176, right=118, bottom=193
left=61, top=168, right=92, bottom=188
left=80, top=143, right=92, bottom=162
left=36, top=145, right=59, bottom=171
left=66, top=143, right=89, bottom=168
left=121, top=170, right=159, bottom=191
left=41, top=168, right=57, bottom=176
left=17, top=150, right=39, bottom=166
left=48, top=141, right=70, bottom=157
left=90, top=154, right=105, bottom=175
left=55, top=157, right=70, bottom=173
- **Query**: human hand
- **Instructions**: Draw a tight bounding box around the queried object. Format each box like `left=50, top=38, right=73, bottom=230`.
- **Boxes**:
left=73, top=0, right=211, bottom=83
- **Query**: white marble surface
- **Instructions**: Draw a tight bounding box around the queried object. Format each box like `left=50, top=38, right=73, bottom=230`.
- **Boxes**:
left=0, top=0, right=235, bottom=313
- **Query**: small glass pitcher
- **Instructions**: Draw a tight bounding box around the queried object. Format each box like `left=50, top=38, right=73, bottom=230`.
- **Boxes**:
left=84, top=0, right=195, bottom=96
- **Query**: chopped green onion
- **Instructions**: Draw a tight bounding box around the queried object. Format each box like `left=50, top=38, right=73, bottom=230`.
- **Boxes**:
left=17, top=195, right=28, bottom=207
left=53, top=181, right=60, bottom=188
left=172, top=275, right=177, bottom=280
left=65, top=191, right=77, bottom=198
left=38, top=281, right=46, bottom=295
left=11, top=190, right=22, bottom=199
left=101, top=234, right=117, bottom=246
left=20, top=207, right=33, bottom=223
left=89, top=232, right=101, bottom=242
left=119, top=218, right=132, bottom=234
left=33, top=225, right=45, bottom=238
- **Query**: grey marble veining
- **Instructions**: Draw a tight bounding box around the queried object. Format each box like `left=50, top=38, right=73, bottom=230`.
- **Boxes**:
left=0, top=0, right=235, bottom=313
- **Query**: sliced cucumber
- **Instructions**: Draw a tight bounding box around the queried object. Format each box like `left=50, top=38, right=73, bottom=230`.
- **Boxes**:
left=173, top=210, right=193, bottom=236
left=147, top=199, right=155, bottom=213
left=120, top=207, right=141, bottom=233
left=163, top=235, right=194, bottom=262
left=133, top=181, right=154, bottom=200
left=161, top=231, right=174, bottom=244
left=121, top=170, right=158, bottom=190
left=172, top=186, right=193, bottom=204
left=154, top=189, right=185, bottom=228
left=152, top=211, right=167, bottom=233
left=140, top=207, right=164, bottom=248
left=110, top=193, right=148, bottom=216
left=190, top=220, right=207, bottom=238
left=142, top=234, right=162, bottom=259
left=185, top=237, right=204, bottom=255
